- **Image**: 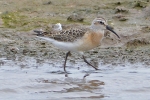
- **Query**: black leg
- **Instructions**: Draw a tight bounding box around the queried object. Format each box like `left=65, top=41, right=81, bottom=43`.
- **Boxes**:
left=64, top=51, right=71, bottom=72
left=82, top=55, right=98, bottom=70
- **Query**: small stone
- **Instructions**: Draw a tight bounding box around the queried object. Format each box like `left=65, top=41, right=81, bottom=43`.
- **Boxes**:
left=112, top=14, right=128, bottom=21
left=43, top=1, right=52, bottom=5
left=67, top=13, right=84, bottom=22
left=10, top=47, right=19, bottom=54
left=115, top=6, right=129, bottom=14
left=133, top=1, right=147, bottom=8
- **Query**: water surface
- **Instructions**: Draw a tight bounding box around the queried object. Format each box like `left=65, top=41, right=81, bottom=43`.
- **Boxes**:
left=0, top=56, right=150, bottom=100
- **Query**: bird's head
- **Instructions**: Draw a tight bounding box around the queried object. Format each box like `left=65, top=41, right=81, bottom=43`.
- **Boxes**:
left=91, top=17, right=120, bottom=38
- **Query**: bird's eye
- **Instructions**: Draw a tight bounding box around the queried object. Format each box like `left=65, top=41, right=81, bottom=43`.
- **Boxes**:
left=99, top=21, right=104, bottom=24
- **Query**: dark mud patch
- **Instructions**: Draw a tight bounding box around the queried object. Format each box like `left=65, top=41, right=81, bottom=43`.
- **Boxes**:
left=126, top=38, right=150, bottom=48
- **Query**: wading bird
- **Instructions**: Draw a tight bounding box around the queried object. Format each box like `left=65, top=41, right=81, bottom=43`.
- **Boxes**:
left=34, top=17, right=120, bottom=73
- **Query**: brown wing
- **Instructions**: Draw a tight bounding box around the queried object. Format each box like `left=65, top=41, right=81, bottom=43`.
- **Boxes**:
left=42, top=28, right=89, bottom=42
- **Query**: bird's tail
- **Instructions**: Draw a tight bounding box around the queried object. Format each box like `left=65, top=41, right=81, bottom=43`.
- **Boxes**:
left=33, top=29, right=55, bottom=43
left=36, top=36, right=55, bottom=43
left=33, top=30, right=48, bottom=36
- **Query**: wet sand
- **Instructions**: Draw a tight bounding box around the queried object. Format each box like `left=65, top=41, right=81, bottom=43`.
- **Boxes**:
left=0, top=0, right=150, bottom=100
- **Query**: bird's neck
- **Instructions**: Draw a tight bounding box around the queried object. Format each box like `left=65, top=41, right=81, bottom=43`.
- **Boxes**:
left=90, top=25, right=104, bottom=34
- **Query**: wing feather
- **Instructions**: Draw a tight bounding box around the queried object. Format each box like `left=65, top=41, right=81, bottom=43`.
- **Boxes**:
left=36, top=27, right=89, bottom=42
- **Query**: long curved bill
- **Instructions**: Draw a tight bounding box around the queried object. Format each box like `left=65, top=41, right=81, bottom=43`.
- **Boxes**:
left=106, top=25, right=120, bottom=38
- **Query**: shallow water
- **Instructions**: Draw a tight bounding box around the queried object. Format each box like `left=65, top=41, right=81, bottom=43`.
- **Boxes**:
left=0, top=56, right=150, bottom=100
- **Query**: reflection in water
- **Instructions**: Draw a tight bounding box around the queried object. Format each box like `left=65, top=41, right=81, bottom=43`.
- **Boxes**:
left=34, top=76, right=105, bottom=99
left=0, top=56, right=150, bottom=100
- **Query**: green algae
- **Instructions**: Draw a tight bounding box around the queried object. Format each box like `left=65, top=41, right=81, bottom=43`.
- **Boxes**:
left=1, top=12, right=89, bottom=31
left=1, top=12, right=28, bottom=28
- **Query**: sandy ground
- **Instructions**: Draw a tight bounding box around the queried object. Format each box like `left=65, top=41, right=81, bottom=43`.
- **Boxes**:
left=0, top=0, right=150, bottom=100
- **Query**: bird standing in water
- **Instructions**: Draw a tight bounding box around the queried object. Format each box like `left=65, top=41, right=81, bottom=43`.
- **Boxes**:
left=34, top=17, right=120, bottom=73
